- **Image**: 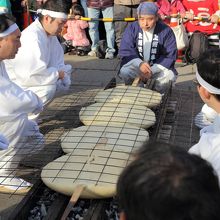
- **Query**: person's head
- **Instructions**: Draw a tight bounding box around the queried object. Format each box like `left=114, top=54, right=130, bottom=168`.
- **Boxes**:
left=117, top=141, right=220, bottom=220
left=71, top=3, right=84, bottom=17
left=196, top=49, right=220, bottom=112
left=137, top=2, right=158, bottom=31
left=0, top=13, right=21, bottom=61
left=37, top=0, right=72, bottom=36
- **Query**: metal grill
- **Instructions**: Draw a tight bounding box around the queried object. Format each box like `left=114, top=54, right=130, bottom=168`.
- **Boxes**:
left=2, top=75, right=204, bottom=219
left=155, top=88, right=203, bottom=149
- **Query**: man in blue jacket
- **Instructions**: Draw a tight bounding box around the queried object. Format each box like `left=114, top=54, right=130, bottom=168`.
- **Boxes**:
left=119, top=2, right=177, bottom=92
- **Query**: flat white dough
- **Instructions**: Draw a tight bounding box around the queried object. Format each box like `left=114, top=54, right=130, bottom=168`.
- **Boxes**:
left=79, top=102, right=156, bottom=129
left=41, top=148, right=133, bottom=198
left=94, top=86, right=162, bottom=108
left=61, top=125, right=149, bottom=153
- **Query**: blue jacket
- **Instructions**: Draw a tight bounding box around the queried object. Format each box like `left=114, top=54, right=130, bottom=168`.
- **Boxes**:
left=119, top=20, right=178, bottom=75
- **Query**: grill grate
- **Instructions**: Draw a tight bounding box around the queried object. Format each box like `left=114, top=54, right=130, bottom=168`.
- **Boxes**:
left=3, top=77, right=204, bottom=219
left=155, top=88, right=203, bottom=150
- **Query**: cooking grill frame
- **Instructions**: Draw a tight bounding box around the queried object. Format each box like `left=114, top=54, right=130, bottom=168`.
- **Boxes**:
left=6, top=77, right=174, bottom=219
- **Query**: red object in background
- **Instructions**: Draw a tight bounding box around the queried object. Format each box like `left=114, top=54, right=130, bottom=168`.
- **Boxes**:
left=176, top=49, right=184, bottom=63
left=23, top=10, right=32, bottom=29
left=170, top=7, right=178, bottom=27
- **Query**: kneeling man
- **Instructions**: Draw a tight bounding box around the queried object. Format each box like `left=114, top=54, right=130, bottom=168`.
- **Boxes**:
left=4, top=0, right=72, bottom=108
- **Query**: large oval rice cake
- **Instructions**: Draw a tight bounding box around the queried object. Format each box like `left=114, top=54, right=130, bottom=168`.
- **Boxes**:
left=61, top=125, right=149, bottom=153
left=41, top=149, right=133, bottom=198
left=94, top=86, right=162, bottom=108
left=79, top=102, right=156, bottom=129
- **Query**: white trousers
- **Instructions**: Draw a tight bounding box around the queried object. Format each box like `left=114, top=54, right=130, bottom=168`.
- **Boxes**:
left=0, top=115, right=44, bottom=175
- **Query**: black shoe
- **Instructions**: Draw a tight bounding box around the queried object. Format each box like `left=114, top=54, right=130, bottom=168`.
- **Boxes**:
left=77, top=50, right=87, bottom=56
left=69, top=49, right=77, bottom=55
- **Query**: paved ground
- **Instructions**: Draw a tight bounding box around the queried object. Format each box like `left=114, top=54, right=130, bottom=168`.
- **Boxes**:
left=0, top=55, right=201, bottom=219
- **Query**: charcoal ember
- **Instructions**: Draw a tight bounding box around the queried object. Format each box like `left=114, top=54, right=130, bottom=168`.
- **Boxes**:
left=28, top=188, right=58, bottom=219
left=68, top=199, right=90, bottom=219
left=30, top=206, right=40, bottom=215
left=41, top=203, right=47, bottom=216
left=105, top=198, right=119, bottom=220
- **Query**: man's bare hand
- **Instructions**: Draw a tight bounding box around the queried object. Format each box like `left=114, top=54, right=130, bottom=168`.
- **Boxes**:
left=139, top=62, right=152, bottom=80
left=210, top=14, right=219, bottom=24
left=58, top=70, right=65, bottom=80
left=184, top=12, right=194, bottom=21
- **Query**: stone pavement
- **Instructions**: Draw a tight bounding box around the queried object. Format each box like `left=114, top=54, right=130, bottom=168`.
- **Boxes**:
left=0, top=55, right=200, bottom=219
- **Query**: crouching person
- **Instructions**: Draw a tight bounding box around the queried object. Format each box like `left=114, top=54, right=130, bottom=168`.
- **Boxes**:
left=0, top=14, right=44, bottom=194
left=189, top=49, right=220, bottom=181
left=117, top=142, right=220, bottom=220
left=119, top=2, right=178, bottom=93
left=4, top=0, right=73, bottom=111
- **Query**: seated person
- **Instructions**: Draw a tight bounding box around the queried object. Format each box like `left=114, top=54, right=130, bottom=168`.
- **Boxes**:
left=0, top=13, right=44, bottom=194
left=119, top=2, right=178, bottom=93
left=117, top=141, right=220, bottom=220
left=189, top=49, right=220, bottom=181
left=4, top=0, right=72, bottom=110
left=182, top=0, right=220, bottom=45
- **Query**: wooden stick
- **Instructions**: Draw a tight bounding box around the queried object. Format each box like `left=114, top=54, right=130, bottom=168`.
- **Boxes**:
left=60, top=184, right=86, bottom=220
left=132, top=77, right=141, bottom=86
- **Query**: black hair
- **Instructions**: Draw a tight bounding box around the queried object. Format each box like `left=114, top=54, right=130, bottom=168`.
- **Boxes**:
left=0, top=13, right=15, bottom=34
left=38, top=0, right=72, bottom=21
left=197, top=49, right=220, bottom=101
left=117, top=141, right=220, bottom=220
left=71, top=4, right=84, bottom=17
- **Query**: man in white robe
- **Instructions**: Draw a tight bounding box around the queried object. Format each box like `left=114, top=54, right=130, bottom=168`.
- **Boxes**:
left=0, top=14, right=44, bottom=194
left=189, top=49, right=220, bottom=183
left=4, top=0, right=72, bottom=109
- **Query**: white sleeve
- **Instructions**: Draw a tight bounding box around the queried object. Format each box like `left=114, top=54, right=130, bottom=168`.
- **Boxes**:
left=50, top=37, right=73, bottom=74
left=0, top=133, right=9, bottom=150
left=5, top=32, right=59, bottom=87
left=214, top=10, right=220, bottom=17
left=0, top=76, right=43, bottom=115
left=188, top=143, right=201, bottom=155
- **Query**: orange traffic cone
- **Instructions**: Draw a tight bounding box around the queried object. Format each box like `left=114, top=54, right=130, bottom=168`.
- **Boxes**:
left=170, top=8, right=178, bottom=27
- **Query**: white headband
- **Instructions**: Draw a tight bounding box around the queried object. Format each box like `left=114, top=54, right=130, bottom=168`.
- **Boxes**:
left=0, top=23, right=19, bottom=37
left=37, top=9, right=67, bottom=19
left=196, top=70, right=220, bottom=94
left=0, top=7, right=9, bottom=14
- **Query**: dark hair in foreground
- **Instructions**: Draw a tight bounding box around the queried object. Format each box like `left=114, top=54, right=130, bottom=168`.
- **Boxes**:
left=117, top=141, right=220, bottom=220
left=197, top=49, right=220, bottom=101
left=38, top=0, right=72, bottom=21
left=0, top=13, right=15, bottom=34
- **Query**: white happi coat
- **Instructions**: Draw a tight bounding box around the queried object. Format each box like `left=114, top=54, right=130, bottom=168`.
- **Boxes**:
left=189, top=115, right=220, bottom=181
left=4, top=18, right=72, bottom=105
left=0, top=62, right=43, bottom=148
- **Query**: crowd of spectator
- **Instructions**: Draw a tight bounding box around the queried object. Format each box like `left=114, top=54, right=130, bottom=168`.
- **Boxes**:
left=1, top=0, right=220, bottom=59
